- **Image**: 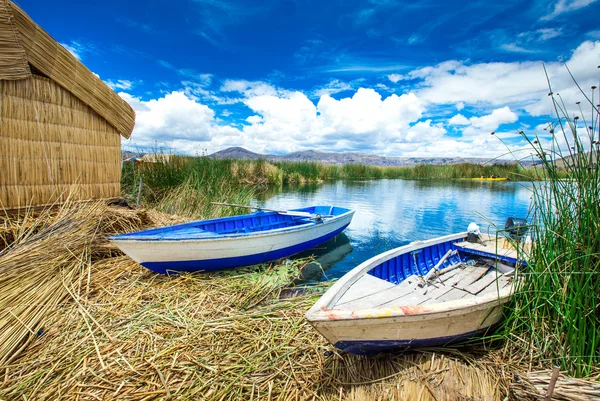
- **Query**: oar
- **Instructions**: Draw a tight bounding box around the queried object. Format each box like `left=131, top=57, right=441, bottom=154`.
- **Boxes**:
left=211, top=202, right=327, bottom=219
left=420, top=249, right=458, bottom=285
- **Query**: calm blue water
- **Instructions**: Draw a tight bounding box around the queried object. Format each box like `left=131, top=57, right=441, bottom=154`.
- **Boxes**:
left=257, top=179, right=532, bottom=282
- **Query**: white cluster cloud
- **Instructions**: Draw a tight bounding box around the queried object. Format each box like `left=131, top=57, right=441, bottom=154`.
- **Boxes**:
left=387, top=74, right=404, bottom=83
left=220, top=79, right=287, bottom=97
left=122, top=86, right=431, bottom=155
left=106, top=79, right=135, bottom=90
left=449, top=107, right=519, bottom=137
left=392, top=41, right=599, bottom=118
left=313, top=79, right=354, bottom=97
left=120, top=91, right=220, bottom=142
left=121, top=40, right=598, bottom=159
left=239, top=87, right=426, bottom=152
left=405, top=120, right=446, bottom=143
left=60, top=40, right=94, bottom=61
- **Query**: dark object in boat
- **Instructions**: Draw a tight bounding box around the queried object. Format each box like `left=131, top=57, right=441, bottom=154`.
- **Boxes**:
left=467, top=232, right=482, bottom=243
left=505, top=217, right=528, bottom=240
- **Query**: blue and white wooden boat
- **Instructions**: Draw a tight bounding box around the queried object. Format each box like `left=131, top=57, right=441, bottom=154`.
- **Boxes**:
left=305, top=231, right=527, bottom=355
left=109, top=206, right=354, bottom=274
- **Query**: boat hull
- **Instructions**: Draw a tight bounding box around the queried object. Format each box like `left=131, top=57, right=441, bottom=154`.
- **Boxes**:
left=308, top=296, right=507, bottom=355
left=111, top=211, right=353, bottom=274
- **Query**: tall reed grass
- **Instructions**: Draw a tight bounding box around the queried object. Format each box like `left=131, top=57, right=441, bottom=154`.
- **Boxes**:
left=121, top=157, right=256, bottom=219
left=501, top=70, right=600, bottom=377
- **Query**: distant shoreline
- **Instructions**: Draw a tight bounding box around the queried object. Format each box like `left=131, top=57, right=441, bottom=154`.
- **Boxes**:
left=123, top=146, right=539, bottom=168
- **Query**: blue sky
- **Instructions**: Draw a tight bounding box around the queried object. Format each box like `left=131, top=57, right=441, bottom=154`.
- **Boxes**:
left=17, top=0, right=600, bottom=158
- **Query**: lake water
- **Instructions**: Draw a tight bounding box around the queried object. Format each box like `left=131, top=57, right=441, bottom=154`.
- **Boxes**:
left=257, top=179, right=532, bottom=282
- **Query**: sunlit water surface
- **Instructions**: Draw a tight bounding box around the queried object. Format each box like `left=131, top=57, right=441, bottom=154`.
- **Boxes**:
left=256, top=179, right=532, bottom=282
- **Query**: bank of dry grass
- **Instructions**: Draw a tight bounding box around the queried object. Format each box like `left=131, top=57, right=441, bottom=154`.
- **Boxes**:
left=0, top=201, right=519, bottom=400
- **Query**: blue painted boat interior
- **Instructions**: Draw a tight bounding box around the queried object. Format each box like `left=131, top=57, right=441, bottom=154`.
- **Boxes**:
left=368, top=236, right=525, bottom=284
left=368, top=237, right=466, bottom=284
left=111, top=206, right=351, bottom=241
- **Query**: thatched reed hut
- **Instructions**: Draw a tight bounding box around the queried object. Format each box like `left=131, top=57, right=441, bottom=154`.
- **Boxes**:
left=0, top=0, right=135, bottom=209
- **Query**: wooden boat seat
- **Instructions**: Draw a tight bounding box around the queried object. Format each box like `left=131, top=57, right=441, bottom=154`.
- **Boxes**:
left=335, top=275, right=397, bottom=305
left=453, top=235, right=527, bottom=263
left=333, top=264, right=512, bottom=311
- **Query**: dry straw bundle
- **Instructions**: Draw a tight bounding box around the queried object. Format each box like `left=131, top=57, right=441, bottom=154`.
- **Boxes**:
left=2, top=200, right=599, bottom=400
left=0, top=200, right=143, bottom=367
left=0, top=77, right=123, bottom=208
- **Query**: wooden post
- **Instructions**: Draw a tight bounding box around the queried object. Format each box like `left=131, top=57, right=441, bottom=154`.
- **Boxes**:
left=545, top=366, right=560, bottom=401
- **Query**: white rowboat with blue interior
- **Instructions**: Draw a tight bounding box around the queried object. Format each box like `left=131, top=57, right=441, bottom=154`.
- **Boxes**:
left=305, top=231, right=527, bottom=354
left=109, top=206, right=354, bottom=274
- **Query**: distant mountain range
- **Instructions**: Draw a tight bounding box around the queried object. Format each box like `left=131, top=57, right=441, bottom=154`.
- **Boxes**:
left=210, top=147, right=531, bottom=167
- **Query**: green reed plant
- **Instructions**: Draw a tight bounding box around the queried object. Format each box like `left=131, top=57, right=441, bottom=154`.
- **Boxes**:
left=501, top=68, right=600, bottom=376
left=121, top=156, right=255, bottom=218
left=274, top=161, right=325, bottom=182
left=156, top=173, right=255, bottom=219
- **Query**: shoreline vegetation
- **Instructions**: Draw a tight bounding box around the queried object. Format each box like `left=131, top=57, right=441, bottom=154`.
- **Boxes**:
left=121, top=157, right=548, bottom=217
left=124, top=156, right=545, bottom=186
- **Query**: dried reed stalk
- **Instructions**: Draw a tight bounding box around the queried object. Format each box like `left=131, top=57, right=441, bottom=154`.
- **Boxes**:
left=0, top=199, right=170, bottom=367
left=8, top=200, right=597, bottom=400
left=510, top=370, right=600, bottom=401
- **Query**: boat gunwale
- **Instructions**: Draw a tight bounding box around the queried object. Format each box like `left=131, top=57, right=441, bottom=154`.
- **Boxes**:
left=306, top=231, right=517, bottom=322
left=109, top=207, right=354, bottom=243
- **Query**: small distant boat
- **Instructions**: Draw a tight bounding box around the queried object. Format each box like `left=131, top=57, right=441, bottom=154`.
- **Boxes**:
left=471, top=176, right=507, bottom=181
left=305, top=229, right=527, bottom=354
left=110, top=205, right=354, bottom=274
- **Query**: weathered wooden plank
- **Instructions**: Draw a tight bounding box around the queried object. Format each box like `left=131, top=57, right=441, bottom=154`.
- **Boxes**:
left=461, top=273, right=500, bottom=295
left=450, top=266, right=490, bottom=288
left=419, top=267, right=480, bottom=304
left=453, top=236, right=522, bottom=260
left=436, top=266, right=465, bottom=284
left=438, top=287, right=470, bottom=302
left=417, top=285, right=453, bottom=304
left=335, top=274, right=397, bottom=305
left=477, top=276, right=512, bottom=297
left=339, top=275, right=421, bottom=310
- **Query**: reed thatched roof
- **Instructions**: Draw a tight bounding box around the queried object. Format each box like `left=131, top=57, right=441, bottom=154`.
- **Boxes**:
left=0, top=0, right=135, bottom=138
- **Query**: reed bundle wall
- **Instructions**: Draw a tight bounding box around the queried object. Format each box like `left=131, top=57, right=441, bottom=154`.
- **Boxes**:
left=0, top=75, right=121, bottom=209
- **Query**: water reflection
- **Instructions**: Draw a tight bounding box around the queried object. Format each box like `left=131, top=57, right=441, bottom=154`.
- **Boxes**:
left=293, top=233, right=353, bottom=283
left=412, top=179, right=526, bottom=193
left=259, top=179, right=532, bottom=280
left=255, top=183, right=321, bottom=202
